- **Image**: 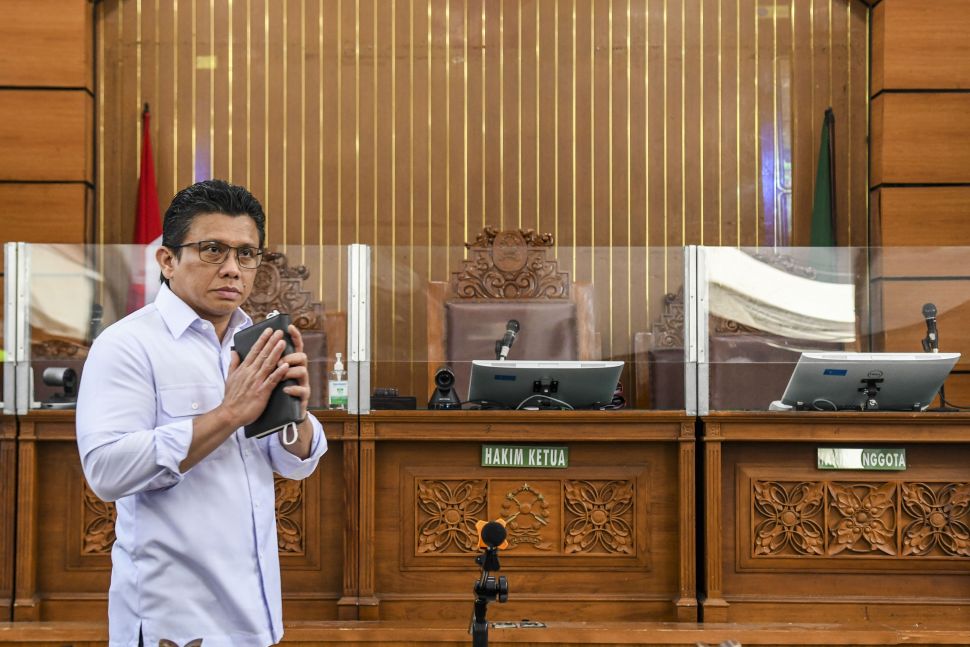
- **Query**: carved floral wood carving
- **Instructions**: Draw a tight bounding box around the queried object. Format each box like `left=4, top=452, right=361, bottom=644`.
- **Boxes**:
left=275, top=476, right=305, bottom=554
left=451, top=227, right=569, bottom=299
left=82, top=481, right=116, bottom=555
left=242, top=252, right=325, bottom=329
left=81, top=476, right=306, bottom=555
left=752, top=480, right=970, bottom=558
left=501, top=483, right=553, bottom=551
left=563, top=480, right=635, bottom=555
left=416, top=480, right=488, bottom=553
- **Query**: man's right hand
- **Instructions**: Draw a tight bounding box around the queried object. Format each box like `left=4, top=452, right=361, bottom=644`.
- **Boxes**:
left=220, top=328, right=290, bottom=429
left=180, top=328, right=289, bottom=473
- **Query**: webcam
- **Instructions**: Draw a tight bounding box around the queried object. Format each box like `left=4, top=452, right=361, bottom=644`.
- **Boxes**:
left=428, top=367, right=461, bottom=410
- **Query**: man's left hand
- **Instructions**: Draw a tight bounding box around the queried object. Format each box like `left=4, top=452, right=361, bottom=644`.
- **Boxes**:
left=281, top=324, right=311, bottom=419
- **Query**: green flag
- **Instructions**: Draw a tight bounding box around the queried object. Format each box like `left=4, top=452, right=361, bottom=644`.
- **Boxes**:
left=810, top=108, right=837, bottom=246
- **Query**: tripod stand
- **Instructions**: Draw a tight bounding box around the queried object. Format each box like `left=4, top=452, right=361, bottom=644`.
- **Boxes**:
left=471, top=520, right=509, bottom=647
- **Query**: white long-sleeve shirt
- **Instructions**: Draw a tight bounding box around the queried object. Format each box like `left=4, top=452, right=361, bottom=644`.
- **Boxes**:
left=76, top=284, right=327, bottom=647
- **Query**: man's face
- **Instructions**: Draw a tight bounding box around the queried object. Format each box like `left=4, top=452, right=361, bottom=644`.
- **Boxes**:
left=157, top=212, right=260, bottom=326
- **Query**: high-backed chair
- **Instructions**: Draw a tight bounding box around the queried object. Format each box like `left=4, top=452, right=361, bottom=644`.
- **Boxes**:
left=242, top=251, right=345, bottom=409
left=427, top=227, right=600, bottom=400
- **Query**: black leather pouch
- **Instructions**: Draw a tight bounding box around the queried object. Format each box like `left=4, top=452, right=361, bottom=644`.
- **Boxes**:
left=232, top=312, right=301, bottom=439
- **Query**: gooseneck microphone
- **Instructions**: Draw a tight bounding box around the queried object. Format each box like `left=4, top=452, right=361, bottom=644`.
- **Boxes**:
left=922, top=303, right=939, bottom=353
left=495, top=320, right=520, bottom=361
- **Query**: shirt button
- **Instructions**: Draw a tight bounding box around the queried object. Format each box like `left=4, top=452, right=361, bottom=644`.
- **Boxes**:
left=191, top=402, right=199, bottom=410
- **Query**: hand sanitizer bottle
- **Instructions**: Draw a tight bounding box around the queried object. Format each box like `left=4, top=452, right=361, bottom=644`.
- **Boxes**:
left=328, top=352, right=348, bottom=409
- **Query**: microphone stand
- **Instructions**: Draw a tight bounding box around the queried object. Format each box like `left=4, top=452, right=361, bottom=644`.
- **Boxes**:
left=471, top=542, right=508, bottom=646
left=923, top=331, right=957, bottom=412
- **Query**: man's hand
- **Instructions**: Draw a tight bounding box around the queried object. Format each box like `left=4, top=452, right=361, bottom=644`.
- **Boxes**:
left=277, top=324, right=317, bottom=459
left=220, top=327, right=289, bottom=429
left=280, top=324, right=311, bottom=419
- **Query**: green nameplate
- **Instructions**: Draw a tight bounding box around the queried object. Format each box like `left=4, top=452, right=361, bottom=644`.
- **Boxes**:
left=817, top=448, right=907, bottom=471
left=482, top=445, right=569, bottom=468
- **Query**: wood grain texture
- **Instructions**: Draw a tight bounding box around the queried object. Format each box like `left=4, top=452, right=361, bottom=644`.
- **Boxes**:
left=703, top=412, right=970, bottom=626
left=0, top=0, right=92, bottom=89
left=0, top=90, right=93, bottom=183
left=366, top=411, right=695, bottom=622
left=871, top=0, right=970, bottom=93
left=0, top=184, right=91, bottom=249
left=870, top=93, right=970, bottom=186
left=872, top=279, right=970, bottom=370
left=871, top=187, right=970, bottom=247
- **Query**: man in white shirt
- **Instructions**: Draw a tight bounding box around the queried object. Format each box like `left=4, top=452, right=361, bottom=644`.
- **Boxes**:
left=77, top=179, right=327, bottom=647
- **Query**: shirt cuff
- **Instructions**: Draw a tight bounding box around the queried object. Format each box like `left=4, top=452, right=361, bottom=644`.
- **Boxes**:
left=154, top=420, right=195, bottom=475
left=269, top=414, right=327, bottom=477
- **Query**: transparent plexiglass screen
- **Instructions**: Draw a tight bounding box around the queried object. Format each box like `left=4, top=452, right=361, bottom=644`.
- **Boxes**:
left=368, top=243, right=687, bottom=411
left=24, top=244, right=346, bottom=410
left=702, top=246, right=969, bottom=412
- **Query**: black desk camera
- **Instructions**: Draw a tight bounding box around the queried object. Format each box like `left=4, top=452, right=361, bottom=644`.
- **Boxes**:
left=428, top=366, right=461, bottom=410
left=40, top=367, right=78, bottom=409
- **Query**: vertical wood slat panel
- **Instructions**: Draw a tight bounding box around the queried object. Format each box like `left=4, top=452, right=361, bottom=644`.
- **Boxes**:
left=99, top=0, right=867, bottom=380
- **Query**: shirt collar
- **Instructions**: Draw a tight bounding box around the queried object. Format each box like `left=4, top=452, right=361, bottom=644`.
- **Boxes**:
left=155, top=283, right=253, bottom=339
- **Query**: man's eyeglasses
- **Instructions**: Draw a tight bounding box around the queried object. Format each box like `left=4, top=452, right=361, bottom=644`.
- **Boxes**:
left=172, top=240, right=264, bottom=269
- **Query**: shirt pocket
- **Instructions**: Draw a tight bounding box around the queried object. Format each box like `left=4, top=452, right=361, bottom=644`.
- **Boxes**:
left=157, top=383, right=223, bottom=422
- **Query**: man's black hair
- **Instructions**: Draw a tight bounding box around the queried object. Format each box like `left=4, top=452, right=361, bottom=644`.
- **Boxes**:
left=159, top=179, right=266, bottom=286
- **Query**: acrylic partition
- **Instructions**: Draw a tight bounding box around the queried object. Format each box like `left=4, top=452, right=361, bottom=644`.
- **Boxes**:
left=699, top=246, right=970, bottom=412
left=12, top=243, right=349, bottom=413
left=365, top=241, right=690, bottom=412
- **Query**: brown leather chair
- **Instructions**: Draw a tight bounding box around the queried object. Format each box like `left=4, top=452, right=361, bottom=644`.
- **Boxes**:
left=242, top=251, right=345, bottom=409
left=427, top=227, right=600, bottom=401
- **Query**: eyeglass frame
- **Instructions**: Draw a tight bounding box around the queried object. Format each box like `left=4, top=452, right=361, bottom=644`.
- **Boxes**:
left=169, top=240, right=265, bottom=269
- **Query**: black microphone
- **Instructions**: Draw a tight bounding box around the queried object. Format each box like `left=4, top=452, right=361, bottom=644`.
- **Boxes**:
left=479, top=520, right=508, bottom=549
left=496, top=320, right=520, bottom=361
left=922, top=303, right=939, bottom=353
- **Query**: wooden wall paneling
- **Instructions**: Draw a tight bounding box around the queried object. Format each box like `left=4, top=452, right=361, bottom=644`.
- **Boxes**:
left=869, top=93, right=970, bottom=186
left=13, top=415, right=115, bottom=622
left=872, top=279, right=970, bottom=371
left=0, top=185, right=90, bottom=245
left=0, top=91, right=93, bottom=183
left=874, top=0, right=970, bottom=93
left=0, top=0, right=92, bottom=89
left=98, top=0, right=868, bottom=391
left=870, top=187, right=970, bottom=248
left=280, top=415, right=354, bottom=622
left=336, top=429, right=360, bottom=620
left=674, top=422, right=696, bottom=621
left=0, top=416, right=16, bottom=621
left=357, top=420, right=378, bottom=620
left=871, top=1, right=885, bottom=98
left=14, top=419, right=41, bottom=621
left=701, top=423, right=727, bottom=621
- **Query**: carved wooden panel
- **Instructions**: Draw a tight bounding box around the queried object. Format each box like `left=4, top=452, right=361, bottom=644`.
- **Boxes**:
left=746, top=477, right=970, bottom=563
left=81, top=481, right=115, bottom=556
left=410, top=474, right=643, bottom=564
left=451, top=227, right=569, bottom=300
left=73, top=475, right=308, bottom=557
left=274, top=476, right=306, bottom=555
left=736, top=466, right=970, bottom=572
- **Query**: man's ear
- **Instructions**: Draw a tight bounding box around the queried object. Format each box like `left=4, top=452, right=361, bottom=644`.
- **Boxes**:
left=156, top=246, right=177, bottom=282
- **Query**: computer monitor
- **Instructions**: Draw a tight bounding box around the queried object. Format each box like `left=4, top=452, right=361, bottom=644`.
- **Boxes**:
left=467, top=360, right=624, bottom=410
left=780, top=352, right=960, bottom=411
